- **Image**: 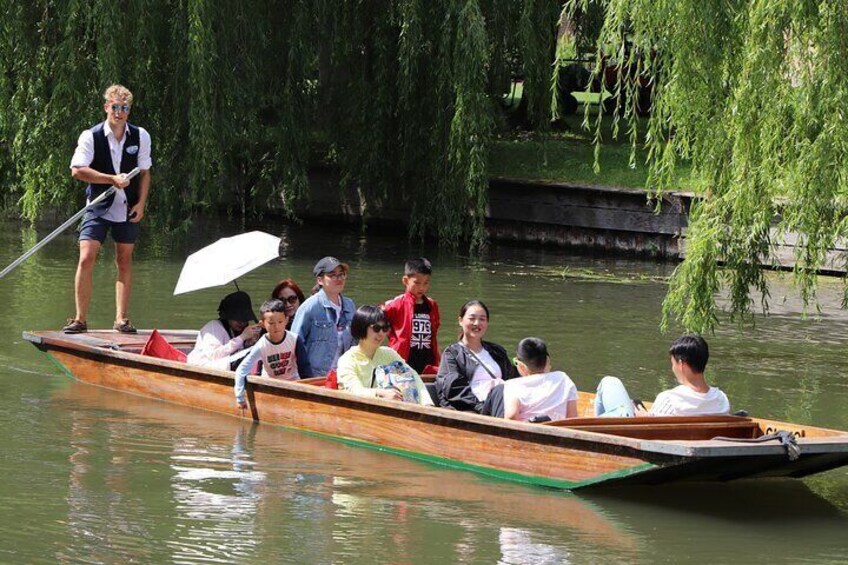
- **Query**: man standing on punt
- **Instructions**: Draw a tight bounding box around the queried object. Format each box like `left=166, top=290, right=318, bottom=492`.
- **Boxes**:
left=63, top=84, right=152, bottom=334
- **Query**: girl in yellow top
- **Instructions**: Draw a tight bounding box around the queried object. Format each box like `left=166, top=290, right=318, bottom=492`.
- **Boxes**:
left=336, top=305, right=433, bottom=405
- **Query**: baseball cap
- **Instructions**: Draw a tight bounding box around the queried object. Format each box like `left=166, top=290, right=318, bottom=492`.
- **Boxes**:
left=313, top=256, right=349, bottom=278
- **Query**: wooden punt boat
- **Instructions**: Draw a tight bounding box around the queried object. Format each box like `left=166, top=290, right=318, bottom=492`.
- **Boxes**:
left=24, top=329, right=848, bottom=490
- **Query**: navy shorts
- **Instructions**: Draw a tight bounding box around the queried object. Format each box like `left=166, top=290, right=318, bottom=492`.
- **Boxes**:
left=78, top=213, right=140, bottom=244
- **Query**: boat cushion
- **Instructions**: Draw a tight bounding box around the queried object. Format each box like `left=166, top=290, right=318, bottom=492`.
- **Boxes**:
left=324, top=369, right=338, bottom=389
left=141, top=329, right=188, bottom=363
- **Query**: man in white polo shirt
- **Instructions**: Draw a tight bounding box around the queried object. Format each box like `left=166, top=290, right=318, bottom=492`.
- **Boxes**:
left=594, top=334, right=731, bottom=417
left=63, top=84, right=152, bottom=334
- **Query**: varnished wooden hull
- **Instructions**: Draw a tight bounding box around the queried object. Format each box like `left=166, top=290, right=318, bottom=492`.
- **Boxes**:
left=24, top=330, right=848, bottom=490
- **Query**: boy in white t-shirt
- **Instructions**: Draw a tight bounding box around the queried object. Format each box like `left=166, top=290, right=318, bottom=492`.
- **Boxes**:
left=481, top=337, right=578, bottom=422
left=595, top=334, right=730, bottom=417
left=235, top=299, right=306, bottom=409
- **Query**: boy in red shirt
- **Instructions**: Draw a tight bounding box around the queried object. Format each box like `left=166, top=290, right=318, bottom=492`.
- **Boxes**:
left=382, top=258, right=441, bottom=374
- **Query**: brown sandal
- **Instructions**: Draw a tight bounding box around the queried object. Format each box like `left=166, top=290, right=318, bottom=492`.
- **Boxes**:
left=62, top=319, right=88, bottom=334
left=113, top=319, right=137, bottom=334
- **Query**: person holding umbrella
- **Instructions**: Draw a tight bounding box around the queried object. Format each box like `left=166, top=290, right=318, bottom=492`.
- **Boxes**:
left=187, top=291, right=263, bottom=371
left=291, top=257, right=356, bottom=377
left=173, top=230, right=281, bottom=370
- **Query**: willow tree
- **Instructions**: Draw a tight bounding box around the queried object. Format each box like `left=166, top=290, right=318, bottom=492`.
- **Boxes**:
left=568, top=0, right=848, bottom=331
left=311, top=0, right=559, bottom=246
left=0, top=0, right=314, bottom=230
left=0, top=0, right=560, bottom=248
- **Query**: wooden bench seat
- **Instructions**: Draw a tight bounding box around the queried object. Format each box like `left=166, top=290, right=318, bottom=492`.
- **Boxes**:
left=544, top=415, right=762, bottom=441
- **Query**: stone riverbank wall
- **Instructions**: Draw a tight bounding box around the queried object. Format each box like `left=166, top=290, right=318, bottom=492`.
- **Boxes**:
left=284, top=167, right=846, bottom=272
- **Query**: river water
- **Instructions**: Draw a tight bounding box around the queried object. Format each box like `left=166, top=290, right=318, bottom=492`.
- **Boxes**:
left=1, top=217, right=847, bottom=564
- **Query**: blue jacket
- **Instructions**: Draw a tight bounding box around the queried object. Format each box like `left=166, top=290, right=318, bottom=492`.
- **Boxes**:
left=290, top=289, right=355, bottom=377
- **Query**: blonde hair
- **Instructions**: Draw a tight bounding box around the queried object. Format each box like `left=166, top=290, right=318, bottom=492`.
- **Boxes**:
left=102, top=84, right=133, bottom=105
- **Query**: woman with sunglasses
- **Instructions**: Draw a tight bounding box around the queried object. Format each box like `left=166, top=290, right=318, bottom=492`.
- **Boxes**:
left=336, top=305, right=433, bottom=405
left=271, top=278, right=306, bottom=330
left=435, top=300, right=518, bottom=412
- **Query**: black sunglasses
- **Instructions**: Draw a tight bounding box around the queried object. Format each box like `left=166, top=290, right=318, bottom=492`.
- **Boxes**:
left=370, top=323, right=391, bottom=333
left=277, top=295, right=299, bottom=305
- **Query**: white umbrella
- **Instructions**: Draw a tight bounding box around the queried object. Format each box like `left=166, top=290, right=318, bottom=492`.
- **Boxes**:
left=173, top=231, right=281, bottom=295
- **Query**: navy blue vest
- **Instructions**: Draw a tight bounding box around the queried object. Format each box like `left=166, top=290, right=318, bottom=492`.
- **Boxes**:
left=85, top=122, right=141, bottom=219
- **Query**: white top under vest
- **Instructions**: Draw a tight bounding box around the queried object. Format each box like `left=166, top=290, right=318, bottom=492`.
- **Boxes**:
left=503, top=371, right=578, bottom=422
left=70, top=121, right=152, bottom=222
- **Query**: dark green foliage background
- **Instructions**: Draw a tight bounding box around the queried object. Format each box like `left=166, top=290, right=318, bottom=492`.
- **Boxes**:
left=5, top=0, right=846, bottom=330
left=0, top=0, right=560, bottom=249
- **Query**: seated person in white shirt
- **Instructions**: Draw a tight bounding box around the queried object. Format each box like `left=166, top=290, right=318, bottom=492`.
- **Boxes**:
left=481, top=337, right=578, bottom=422
left=594, top=334, right=731, bottom=417
left=187, top=291, right=263, bottom=371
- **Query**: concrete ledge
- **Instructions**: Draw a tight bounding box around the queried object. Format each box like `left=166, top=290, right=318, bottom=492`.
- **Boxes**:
left=767, top=228, right=848, bottom=276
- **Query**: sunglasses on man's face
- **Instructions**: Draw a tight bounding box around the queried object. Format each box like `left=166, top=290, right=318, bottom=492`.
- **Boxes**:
left=277, top=295, right=299, bottom=305
left=110, top=104, right=131, bottom=114
left=370, top=323, right=391, bottom=333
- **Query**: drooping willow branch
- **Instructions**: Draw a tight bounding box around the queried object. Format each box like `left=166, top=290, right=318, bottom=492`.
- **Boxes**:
left=565, top=0, right=848, bottom=331
left=0, top=0, right=557, bottom=248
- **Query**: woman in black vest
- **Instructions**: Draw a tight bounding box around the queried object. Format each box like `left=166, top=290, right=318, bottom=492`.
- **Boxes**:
left=436, top=300, right=518, bottom=412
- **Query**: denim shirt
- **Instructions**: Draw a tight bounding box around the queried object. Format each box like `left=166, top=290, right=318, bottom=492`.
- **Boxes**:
left=290, top=289, right=356, bottom=377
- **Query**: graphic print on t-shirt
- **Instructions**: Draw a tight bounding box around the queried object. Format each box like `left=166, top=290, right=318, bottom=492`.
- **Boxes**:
left=407, top=301, right=434, bottom=373
left=410, top=312, right=432, bottom=350
left=266, top=350, right=292, bottom=378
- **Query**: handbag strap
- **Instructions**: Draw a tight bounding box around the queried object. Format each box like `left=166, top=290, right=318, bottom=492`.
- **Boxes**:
left=462, top=343, right=500, bottom=380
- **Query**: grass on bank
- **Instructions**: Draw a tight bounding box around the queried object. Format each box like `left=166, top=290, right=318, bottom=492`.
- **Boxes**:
left=306, top=86, right=695, bottom=193
left=489, top=88, right=696, bottom=192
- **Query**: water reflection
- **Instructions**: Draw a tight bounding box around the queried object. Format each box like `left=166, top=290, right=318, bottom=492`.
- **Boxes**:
left=53, top=382, right=639, bottom=563
left=50, top=381, right=848, bottom=563
left=586, top=482, right=848, bottom=563
left=62, top=404, right=171, bottom=562
left=167, top=431, right=265, bottom=563
left=497, top=527, right=569, bottom=565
